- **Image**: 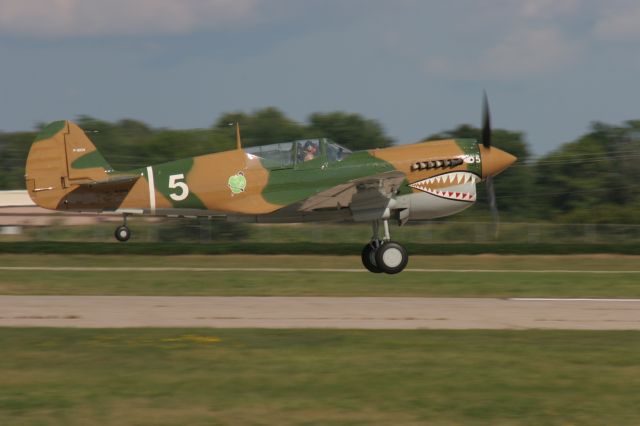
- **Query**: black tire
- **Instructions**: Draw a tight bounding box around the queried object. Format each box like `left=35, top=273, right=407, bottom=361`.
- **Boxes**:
left=361, top=241, right=383, bottom=273
left=114, top=225, right=131, bottom=242
left=375, top=241, right=408, bottom=274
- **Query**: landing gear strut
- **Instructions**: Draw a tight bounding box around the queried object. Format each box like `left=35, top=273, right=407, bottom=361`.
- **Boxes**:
left=114, top=214, right=131, bottom=242
left=360, top=220, right=408, bottom=274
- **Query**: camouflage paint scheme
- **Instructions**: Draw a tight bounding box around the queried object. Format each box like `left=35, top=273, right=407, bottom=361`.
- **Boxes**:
left=25, top=121, right=516, bottom=223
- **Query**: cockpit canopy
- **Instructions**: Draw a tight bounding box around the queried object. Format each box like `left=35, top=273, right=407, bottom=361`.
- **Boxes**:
left=244, top=138, right=352, bottom=169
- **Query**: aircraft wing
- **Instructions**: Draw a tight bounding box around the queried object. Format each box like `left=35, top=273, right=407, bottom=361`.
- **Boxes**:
left=298, top=171, right=405, bottom=212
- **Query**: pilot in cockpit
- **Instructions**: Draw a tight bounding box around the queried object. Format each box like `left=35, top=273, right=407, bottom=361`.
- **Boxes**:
left=302, top=140, right=318, bottom=161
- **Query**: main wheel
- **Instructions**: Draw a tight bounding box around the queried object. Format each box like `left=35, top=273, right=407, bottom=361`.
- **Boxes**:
left=361, top=241, right=383, bottom=273
left=114, top=225, right=131, bottom=242
left=375, top=241, right=408, bottom=274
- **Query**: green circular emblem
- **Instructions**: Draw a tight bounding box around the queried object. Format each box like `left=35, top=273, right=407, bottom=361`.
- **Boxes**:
left=228, top=172, right=247, bottom=194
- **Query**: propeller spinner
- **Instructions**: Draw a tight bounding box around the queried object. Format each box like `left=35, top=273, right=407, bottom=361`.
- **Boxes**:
left=478, top=93, right=516, bottom=179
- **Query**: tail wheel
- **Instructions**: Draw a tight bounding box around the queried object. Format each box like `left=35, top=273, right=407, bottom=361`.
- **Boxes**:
left=375, top=241, right=408, bottom=274
left=114, top=225, right=131, bottom=242
left=361, top=241, right=383, bottom=273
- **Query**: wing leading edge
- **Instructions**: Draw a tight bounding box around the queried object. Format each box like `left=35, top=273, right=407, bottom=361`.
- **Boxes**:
left=298, top=171, right=405, bottom=212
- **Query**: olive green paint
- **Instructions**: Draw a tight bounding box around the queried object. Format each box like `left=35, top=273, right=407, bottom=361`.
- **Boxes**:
left=34, top=120, right=65, bottom=142
left=454, top=139, right=482, bottom=177
left=262, top=151, right=397, bottom=205
left=148, top=157, right=207, bottom=210
left=396, top=178, right=413, bottom=196
left=70, top=150, right=111, bottom=170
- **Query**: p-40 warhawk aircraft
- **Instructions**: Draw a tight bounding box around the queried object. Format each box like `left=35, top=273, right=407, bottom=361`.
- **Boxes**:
left=25, top=98, right=515, bottom=274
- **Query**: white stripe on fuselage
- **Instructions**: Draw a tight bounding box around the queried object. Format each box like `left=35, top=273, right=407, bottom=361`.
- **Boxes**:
left=146, top=166, right=156, bottom=214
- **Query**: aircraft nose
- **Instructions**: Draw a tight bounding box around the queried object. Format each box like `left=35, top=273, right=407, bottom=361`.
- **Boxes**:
left=478, top=145, right=517, bottom=179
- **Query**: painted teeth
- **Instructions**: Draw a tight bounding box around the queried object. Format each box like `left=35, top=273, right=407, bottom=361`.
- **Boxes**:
left=411, top=172, right=480, bottom=187
left=418, top=187, right=475, bottom=201
left=409, top=172, right=479, bottom=202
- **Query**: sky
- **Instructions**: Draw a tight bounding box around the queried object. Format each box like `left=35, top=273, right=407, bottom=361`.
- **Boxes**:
left=1, top=0, right=639, bottom=155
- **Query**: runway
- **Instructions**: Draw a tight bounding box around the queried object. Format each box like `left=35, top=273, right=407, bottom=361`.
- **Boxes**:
left=1, top=296, right=639, bottom=330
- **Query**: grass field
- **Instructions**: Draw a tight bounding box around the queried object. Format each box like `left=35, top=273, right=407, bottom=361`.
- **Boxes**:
left=2, top=255, right=639, bottom=425
left=0, top=254, right=639, bottom=297
left=2, top=241, right=640, bottom=255
left=12, top=220, right=640, bottom=246
left=1, top=328, right=639, bottom=425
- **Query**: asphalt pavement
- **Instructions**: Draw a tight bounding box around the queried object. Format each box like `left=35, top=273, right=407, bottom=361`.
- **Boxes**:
left=1, top=296, right=639, bottom=329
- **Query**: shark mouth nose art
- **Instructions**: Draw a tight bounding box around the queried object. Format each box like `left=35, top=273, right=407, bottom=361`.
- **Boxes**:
left=409, top=171, right=480, bottom=202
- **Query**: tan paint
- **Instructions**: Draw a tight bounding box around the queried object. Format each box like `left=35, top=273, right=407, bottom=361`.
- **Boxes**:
left=26, top=121, right=183, bottom=213
left=154, top=188, right=174, bottom=209
left=188, top=150, right=282, bottom=214
left=25, top=126, right=75, bottom=210
left=116, top=176, right=172, bottom=211
left=118, top=176, right=149, bottom=210
left=478, top=145, right=517, bottom=178
left=371, top=139, right=471, bottom=192
left=25, top=121, right=125, bottom=211
left=63, top=121, right=110, bottom=182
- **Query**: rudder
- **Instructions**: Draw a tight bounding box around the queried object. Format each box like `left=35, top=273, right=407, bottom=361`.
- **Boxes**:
left=25, top=120, right=113, bottom=210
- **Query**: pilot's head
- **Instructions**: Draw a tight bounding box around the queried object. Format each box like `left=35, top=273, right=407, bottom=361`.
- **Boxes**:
left=304, top=141, right=317, bottom=153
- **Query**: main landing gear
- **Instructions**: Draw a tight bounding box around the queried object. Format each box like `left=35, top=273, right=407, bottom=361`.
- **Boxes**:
left=361, top=220, right=409, bottom=274
left=114, top=214, right=131, bottom=242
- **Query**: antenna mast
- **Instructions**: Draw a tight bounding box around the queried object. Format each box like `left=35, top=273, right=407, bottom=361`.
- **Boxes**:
left=236, top=123, right=242, bottom=150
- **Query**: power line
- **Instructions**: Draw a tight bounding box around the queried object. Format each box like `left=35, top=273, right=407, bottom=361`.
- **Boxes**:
left=514, top=153, right=640, bottom=167
left=495, top=184, right=639, bottom=199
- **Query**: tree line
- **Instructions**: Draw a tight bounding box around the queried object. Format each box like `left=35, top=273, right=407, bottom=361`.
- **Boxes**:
left=1, top=107, right=638, bottom=224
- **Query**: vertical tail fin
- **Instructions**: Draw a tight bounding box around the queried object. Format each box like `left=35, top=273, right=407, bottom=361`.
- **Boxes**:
left=25, top=120, right=113, bottom=209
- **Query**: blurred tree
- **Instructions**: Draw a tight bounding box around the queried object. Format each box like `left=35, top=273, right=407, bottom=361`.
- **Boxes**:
left=213, top=108, right=394, bottom=151
left=535, top=121, right=640, bottom=223
left=213, top=107, right=306, bottom=147
left=308, top=112, right=394, bottom=151
left=0, top=131, right=36, bottom=189
left=157, top=218, right=249, bottom=242
left=74, top=116, right=233, bottom=170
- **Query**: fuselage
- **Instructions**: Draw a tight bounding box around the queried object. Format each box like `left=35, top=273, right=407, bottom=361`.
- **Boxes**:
left=25, top=121, right=516, bottom=223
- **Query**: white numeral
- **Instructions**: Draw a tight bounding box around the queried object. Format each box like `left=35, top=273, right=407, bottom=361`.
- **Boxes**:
left=461, top=154, right=481, bottom=164
left=168, top=174, right=189, bottom=201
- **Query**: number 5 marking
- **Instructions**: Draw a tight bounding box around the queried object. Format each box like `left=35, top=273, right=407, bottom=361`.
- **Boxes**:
left=169, top=174, right=189, bottom=201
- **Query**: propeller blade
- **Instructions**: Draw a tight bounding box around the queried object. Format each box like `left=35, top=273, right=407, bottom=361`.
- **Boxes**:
left=485, top=175, right=500, bottom=239
left=482, top=91, right=492, bottom=148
